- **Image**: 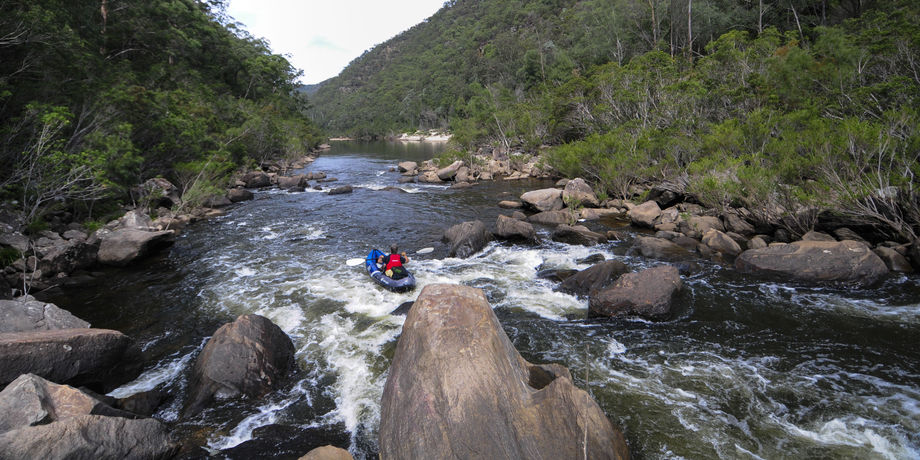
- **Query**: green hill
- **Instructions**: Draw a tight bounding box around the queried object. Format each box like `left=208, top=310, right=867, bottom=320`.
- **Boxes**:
left=311, top=0, right=919, bottom=241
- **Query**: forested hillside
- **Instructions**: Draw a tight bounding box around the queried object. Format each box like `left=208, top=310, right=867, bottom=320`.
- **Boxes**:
left=312, top=0, right=919, bottom=241
left=0, top=0, right=323, bottom=227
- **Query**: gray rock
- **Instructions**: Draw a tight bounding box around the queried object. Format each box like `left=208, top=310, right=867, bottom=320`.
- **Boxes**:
left=631, top=236, right=694, bottom=261
left=184, top=314, right=295, bottom=417
left=242, top=171, right=271, bottom=188
left=135, top=177, right=181, bottom=209
left=442, top=221, right=493, bottom=258
left=748, top=236, right=768, bottom=250
left=0, top=328, right=142, bottom=391
left=801, top=231, right=836, bottom=242
left=722, top=211, right=755, bottom=236
left=551, top=224, right=607, bottom=246
left=379, top=284, right=629, bottom=460
left=437, top=160, right=464, bottom=181
left=417, top=171, right=443, bottom=183
left=527, top=210, right=574, bottom=226
left=203, top=195, right=233, bottom=208
left=736, top=240, right=889, bottom=286
left=299, top=445, right=354, bottom=460
left=497, top=200, right=522, bottom=209
left=0, top=296, right=89, bottom=332
left=873, top=246, right=913, bottom=273
left=97, top=229, right=174, bottom=267
left=0, top=232, right=29, bottom=253
left=558, top=260, right=628, bottom=298
left=562, top=178, right=599, bottom=207
left=494, top=215, right=539, bottom=245
left=397, top=161, right=418, bottom=173
left=590, top=265, right=682, bottom=319
left=833, top=227, right=870, bottom=246
left=627, top=201, right=661, bottom=228
left=276, top=175, right=308, bottom=189
left=646, top=182, right=685, bottom=208
left=702, top=229, right=742, bottom=257
left=328, top=185, right=354, bottom=195
left=520, top=188, right=564, bottom=212
left=0, top=415, right=177, bottom=459
left=0, top=374, right=138, bottom=434
left=228, top=188, right=254, bottom=202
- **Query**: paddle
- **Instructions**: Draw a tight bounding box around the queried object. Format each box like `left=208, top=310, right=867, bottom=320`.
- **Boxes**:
left=346, top=247, right=434, bottom=267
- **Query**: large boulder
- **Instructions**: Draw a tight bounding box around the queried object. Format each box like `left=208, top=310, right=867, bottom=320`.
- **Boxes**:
left=494, top=215, right=539, bottom=245
left=631, top=236, right=694, bottom=261
left=520, top=188, right=564, bottom=212
left=442, top=220, right=493, bottom=258
left=34, top=236, right=98, bottom=276
left=242, top=171, right=271, bottom=188
left=558, top=260, right=629, bottom=298
left=627, top=201, right=661, bottom=228
left=97, top=229, right=175, bottom=267
left=0, top=328, right=142, bottom=392
left=379, top=284, right=630, bottom=460
left=646, top=182, right=685, bottom=208
left=551, top=224, right=607, bottom=246
left=0, top=296, right=89, bottom=332
left=735, top=240, right=889, bottom=286
left=184, top=314, right=296, bottom=417
left=328, top=185, right=354, bottom=195
left=437, top=160, right=464, bottom=181
left=0, top=415, right=176, bottom=459
left=417, top=171, right=443, bottom=183
left=0, top=373, right=138, bottom=434
left=562, top=178, right=599, bottom=207
left=590, top=265, right=682, bottom=319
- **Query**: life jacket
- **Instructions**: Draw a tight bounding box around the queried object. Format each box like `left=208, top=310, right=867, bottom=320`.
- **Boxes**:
left=385, top=253, right=403, bottom=271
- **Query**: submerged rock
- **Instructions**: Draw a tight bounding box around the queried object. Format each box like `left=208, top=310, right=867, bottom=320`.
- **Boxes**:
left=735, top=240, right=888, bottom=286
left=184, top=314, right=295, bottom=417
left=379, top=284, right=630, bottom=460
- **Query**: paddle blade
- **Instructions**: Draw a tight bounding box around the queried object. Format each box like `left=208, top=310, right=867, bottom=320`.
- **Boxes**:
left=345, top=258, right=364, bottom=267
left=416, top=247, right=434, bottom=254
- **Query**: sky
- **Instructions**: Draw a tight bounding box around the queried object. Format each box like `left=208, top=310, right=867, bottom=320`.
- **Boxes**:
left=226, top=0, right=446, bottom=85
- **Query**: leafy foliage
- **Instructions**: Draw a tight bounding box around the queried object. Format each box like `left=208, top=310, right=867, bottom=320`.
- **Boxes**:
left=0, top=0, right=323, bottom=224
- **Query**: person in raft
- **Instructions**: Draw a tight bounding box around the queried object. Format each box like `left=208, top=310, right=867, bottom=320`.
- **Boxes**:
left=377, top=244, right=410, bottom=279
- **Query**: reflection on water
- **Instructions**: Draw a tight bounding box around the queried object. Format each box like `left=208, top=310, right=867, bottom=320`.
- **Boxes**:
left=45, top=142, right=920, bottom=459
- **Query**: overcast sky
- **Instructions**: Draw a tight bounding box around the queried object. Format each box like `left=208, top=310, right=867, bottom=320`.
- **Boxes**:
left=226, top=0, right=446, bottom=85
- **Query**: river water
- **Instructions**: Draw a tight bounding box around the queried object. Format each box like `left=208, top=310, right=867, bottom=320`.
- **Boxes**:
left=45, top=141, right=920, bottom=459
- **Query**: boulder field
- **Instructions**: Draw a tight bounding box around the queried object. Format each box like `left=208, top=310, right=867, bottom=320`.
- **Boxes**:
left=379, top=284, right=630, bottom=459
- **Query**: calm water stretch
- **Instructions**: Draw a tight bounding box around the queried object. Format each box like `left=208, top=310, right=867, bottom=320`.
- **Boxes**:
left=46, top=142, right=920, bottom=459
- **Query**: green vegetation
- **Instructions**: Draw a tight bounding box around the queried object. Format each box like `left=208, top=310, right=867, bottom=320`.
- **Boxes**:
left=312, top=0, right=919, bottom=240
left=1, top=0, right=323, bottom=226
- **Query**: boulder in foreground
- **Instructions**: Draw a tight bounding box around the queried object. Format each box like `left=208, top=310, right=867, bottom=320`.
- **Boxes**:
left=184, top=314, right=296, bottom=417
left=0, top=415, right=176, bottom=459
left=735, top=240, right=888, bottom=286
left=379, top=284, right=630, bottom=460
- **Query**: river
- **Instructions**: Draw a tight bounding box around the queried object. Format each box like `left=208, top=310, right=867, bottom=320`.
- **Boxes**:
left=44, top=141, right=920, bottom=459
